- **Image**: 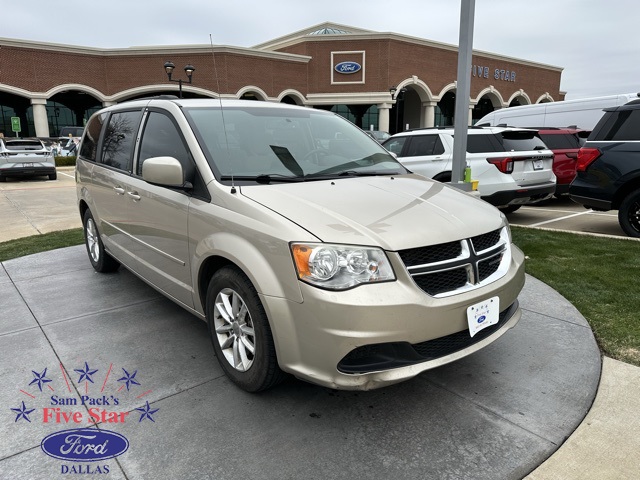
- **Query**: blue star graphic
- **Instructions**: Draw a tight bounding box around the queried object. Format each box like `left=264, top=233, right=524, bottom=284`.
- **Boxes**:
left=117, top=368, right=141, bottom=391
left=11, top=401, right=35, bottom=423
left=29, top=367, right=52, bottom=392
left=74, top=362, right=98, bottom=384
left=134, top=401, right=159, bottom=423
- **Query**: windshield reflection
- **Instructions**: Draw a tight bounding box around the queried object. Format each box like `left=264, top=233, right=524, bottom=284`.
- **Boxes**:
left=184, top=105, right=406, bottom=183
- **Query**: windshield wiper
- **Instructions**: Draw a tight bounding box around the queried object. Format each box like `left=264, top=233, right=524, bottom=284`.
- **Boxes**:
left=303, top=170, right=401, bottom=179
left=219, top=174, right=304, bottom=184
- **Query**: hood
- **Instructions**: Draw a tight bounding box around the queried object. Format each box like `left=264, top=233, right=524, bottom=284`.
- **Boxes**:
left=240, top=175, right=504, bottom=251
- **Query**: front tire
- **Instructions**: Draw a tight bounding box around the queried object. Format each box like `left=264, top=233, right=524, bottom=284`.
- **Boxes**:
left=618, top=190, right=640, bottom=237
left=206, top=267, right=285, bottom=392
left=82, top=209, right=120, bottom=272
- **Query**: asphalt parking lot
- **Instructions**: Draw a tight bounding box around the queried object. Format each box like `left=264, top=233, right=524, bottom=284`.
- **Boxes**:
left=505, top=197, right=625, bottom=238
left=0, top=169, right=80, bottom=242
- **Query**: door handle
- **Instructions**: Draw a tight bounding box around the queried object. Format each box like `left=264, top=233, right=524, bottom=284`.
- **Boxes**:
left=113, top=186, right=125, bottom=195
left=127, top=191, right=141, bottom=201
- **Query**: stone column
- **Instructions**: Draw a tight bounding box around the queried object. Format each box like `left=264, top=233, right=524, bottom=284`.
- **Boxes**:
left=377, top=103, right=391, bottom=133
left=421, top=101, right=437, bottom=128
left=31, top=98, right=50, bottom=138
left=468, top=104, right=475, bottom=126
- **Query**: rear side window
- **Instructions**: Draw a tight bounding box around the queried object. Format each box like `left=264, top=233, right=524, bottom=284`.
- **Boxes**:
left=79, top=113, right=107, bottom=162
left=466, top=134, right=503, bottom=153
left=590, top=109, right=640, bottom=141
left=100, top=110, right=142, bottom=171
left=539, top=134, right=579, bottom=149
left=405, top=135, right=444, bottom=157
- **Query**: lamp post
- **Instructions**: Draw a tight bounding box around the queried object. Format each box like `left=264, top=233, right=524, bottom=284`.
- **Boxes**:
left=163, top=61, right=195, bottom=98
left=389, top=86, right=407, bottom=134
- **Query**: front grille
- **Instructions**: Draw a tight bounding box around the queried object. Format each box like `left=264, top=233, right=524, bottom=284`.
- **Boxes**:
left=412, top=267, right=469, bottom=296
left=471, top=229, right=501, bottom=252
left=398, top=241, right=462, bottom=266
left=398, top=228, right=507, bottom=297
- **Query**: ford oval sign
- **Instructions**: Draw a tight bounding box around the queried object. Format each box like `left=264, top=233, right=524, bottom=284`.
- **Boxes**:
left=334, top=61, right=361, bottom=74
left=41, top=428, right=129, bottom=462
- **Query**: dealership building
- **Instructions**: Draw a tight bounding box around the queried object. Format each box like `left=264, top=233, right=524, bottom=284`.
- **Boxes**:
left=0, top=22, right=564, bottom=138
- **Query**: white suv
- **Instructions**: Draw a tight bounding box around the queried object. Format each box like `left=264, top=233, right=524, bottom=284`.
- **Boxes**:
left=382, top=126, right=556, bottom=212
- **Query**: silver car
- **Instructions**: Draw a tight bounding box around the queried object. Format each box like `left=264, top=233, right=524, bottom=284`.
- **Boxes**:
left=0, top=137, right=57, bottom=181
left=76, top=98, right=525, bottom=392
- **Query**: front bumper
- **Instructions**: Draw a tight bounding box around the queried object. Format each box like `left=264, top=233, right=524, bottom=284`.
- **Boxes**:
left=261, top=245, right=525, bottom=390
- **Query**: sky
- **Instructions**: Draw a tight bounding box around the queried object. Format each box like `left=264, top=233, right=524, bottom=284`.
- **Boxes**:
left=4, top=0, right=639, bottom=100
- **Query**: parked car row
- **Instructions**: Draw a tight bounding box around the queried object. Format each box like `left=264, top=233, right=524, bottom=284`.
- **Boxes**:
left=381, top=125, right=557, bottom=214
left=569, top=98, right=640, bottom=237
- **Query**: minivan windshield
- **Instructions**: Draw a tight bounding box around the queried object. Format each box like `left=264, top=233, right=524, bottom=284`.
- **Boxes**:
left=184, top=106, right=406, bottom=183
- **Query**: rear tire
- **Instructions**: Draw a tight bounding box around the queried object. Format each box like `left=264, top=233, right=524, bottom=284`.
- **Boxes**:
left=618, top=190, right=640, bottom=237
left=48, top=172, right=57, bottom=180
left=498, top=205, right=521, bottom=214
left=82, top=209, right=120, bottom=272
left=206, top=266, right=285, bottom=392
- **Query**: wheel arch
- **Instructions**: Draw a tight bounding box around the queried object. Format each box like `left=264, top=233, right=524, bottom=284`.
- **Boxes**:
left=613, top=178, right=640, bottom=210
left=193, top=233, right=304, bottom=315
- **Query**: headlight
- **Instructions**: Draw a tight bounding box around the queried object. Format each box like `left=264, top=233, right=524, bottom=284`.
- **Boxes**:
left=499, top=212, right=513, bottom=243
left=290, top=243, right=395, bottom=290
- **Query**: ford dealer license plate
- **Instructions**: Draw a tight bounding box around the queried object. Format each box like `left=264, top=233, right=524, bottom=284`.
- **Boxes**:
left=467, top=296, right=499, bottom=337
left=533, top=159, right=544, bottom=170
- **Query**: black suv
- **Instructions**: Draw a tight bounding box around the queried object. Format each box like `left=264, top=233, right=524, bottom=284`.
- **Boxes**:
left=569, top=99, right=640, bottom=237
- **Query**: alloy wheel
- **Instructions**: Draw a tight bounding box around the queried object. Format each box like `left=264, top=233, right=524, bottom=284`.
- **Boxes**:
left=213, top=288, right=256, bottom=372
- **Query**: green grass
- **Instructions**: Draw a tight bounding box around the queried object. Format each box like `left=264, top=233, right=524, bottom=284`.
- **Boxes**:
left=55, top=156, right=76, bottom=167
left=511, top=227, right=640, bottom=366
left=0, top=229, right=84, bottom=263
left=0, top=226, right=637, bottom=366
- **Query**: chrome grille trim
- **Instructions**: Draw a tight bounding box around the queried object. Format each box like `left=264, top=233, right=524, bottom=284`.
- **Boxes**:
left=398, top=227, right=511, bottom=298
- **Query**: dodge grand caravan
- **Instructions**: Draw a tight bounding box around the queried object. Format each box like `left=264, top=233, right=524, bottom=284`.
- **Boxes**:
left=76, top=98, right=525, bottom=392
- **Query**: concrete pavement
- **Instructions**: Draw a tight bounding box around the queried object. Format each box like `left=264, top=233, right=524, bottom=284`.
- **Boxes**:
left=0, top=247, right=602, bottom=479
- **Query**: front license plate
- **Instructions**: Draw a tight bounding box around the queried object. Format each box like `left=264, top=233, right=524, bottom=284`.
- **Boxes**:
left=532, top=159, right=544, bottom=170
left=467, top=296, right=499, bottom=337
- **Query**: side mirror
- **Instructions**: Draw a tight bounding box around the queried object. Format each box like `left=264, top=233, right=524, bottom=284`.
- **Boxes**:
left=142, top=156, right=184, bottom=187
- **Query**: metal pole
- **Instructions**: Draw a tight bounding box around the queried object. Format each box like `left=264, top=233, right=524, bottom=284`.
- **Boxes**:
left=451, top=0, right=476, bottom=187
left=178, top=79, right=183, bottom=98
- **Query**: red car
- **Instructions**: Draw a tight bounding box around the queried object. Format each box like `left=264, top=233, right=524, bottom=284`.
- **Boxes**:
left=531, top=127, right=590, bottom=195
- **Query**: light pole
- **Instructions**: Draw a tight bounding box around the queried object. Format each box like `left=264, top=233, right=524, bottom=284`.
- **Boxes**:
left=163, top=61, right=195, bottom=98
left=389, top=86, right=407, bottom=134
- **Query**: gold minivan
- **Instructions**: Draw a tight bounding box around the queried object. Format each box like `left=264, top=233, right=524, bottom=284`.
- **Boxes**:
left=76, top=98, right=525, bottom=392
